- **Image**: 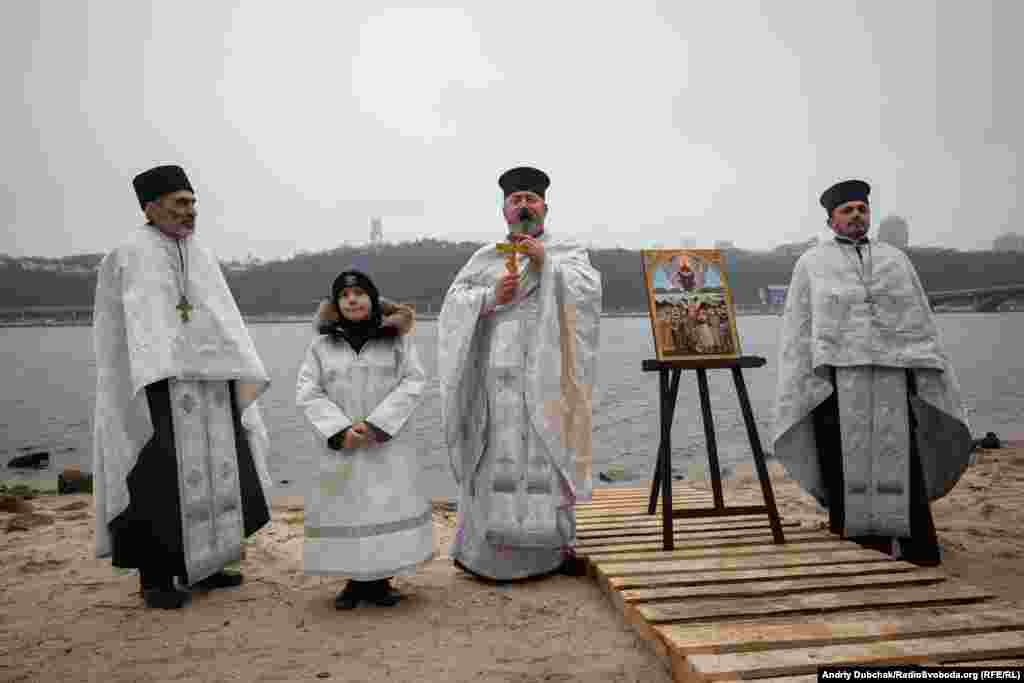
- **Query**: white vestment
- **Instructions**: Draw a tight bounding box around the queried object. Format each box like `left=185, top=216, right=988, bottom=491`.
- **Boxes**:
left=438, top=231, right=601, bottom=580
left=773, top=239, right=972, bottom=535
left=92, top=225, right=273, bottom=584
left=296, top=331, right=433, bottom=580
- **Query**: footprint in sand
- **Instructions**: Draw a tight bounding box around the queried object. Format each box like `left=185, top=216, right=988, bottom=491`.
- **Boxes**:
left=19, top=558, right=68, bottom=574
left=60, top=511, right=90, bottom=521
left=5, top=513, right=54, bottom=532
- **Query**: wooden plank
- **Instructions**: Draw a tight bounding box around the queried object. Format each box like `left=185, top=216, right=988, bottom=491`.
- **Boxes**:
left=681, top=630, right=1024, bottom=681
left=575, top=506, right=716, bottom=520
left=577, top=514, right=774, bottom=531
left=609, top=569, right=943, bottom=614
left=577, top=519, right=800, bottom=539
left=577, top=525, right=804, bottom=547
left=623, top=569, right=946, bottom=606
left=581, top=492, right=708, bottom=503
left=936, top=659, right=1024, bottom=667
left=635, top=582, right=993, bottom=626
left=589, top=486, right=660, bottom=496
left=585, top=485, right=697, bottom=498
left=579, top=530, right=832, bottom=555
left=579, top=492, right=712, bottom=504
left=578, top=496, right=710, bottom=509
left=590, top=484, right=694, bottom=494
left=608, top=559, right=920, bottom=592
left=581, top=496, right=723, bottom=507
left=593, top=549, right=894, bottom=601
left=577, top=521, right=790, bottom=537
left=586, top=539, right=863, bottom=567
left=577, top=499, right=717, bottom=514
left=657, top=605, right=1024, bottom=657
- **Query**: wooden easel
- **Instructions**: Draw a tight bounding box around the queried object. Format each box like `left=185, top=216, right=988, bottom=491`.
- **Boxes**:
left=643, top=356, right=785, bottom=550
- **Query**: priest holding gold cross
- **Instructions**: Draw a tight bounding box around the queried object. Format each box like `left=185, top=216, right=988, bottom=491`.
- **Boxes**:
left=91, top=165, right=273, bottom=609
left=438, top=166, right=602, bottom=581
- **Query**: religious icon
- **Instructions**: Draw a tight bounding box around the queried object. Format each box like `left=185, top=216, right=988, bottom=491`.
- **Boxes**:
left=641, top=249, right=741, bottom=361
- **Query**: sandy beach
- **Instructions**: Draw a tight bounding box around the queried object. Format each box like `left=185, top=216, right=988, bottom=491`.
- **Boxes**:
left=2, top=445, right=1022, bottom=683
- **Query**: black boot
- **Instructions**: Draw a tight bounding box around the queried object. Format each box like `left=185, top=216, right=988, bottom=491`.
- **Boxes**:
left=139, top=570, right=188, bottom=610
left=558, top=555, right=588, bottom=577
left=849, top=535, right=894, bottom=555
left=894, top=537, right=942, bottom=567
left=363, top=579, right=402, bottom=607
left=334, top=581, right=363, bottom=610
left=195, top=571, right=244, bottom=590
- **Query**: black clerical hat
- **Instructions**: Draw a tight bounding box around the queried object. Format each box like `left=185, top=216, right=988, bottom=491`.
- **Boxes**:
left=332, top=269, right=380, bottom=307
left=330, top=269, right=383, bottom=328
left=498, top=166, right=551, bottom=199
left=133, top=165, right=194, bottom=209
left=820, top=179, right=870, bottom=216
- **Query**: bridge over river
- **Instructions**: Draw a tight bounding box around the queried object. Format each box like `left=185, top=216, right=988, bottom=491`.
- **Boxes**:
left=926, top=283, right=1024, bottom=312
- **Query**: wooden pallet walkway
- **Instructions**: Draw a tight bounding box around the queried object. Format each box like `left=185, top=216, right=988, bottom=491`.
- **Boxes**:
left=577, top=485, right=1024, bottom=682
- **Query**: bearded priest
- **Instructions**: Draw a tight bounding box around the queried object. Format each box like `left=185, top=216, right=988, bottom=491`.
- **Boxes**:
left=91, top=165, right=273, bottom=608
left=773, top=178, right=973, bottom=566
left=438, top=166, right=602, bottom=581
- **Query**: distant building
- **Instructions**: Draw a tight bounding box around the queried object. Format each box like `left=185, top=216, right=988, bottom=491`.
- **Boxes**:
left=679, top=235, right=697, bottom=248
left=878, top=215, right=910, bottom=248
left=993, top=233, right=1024, bottom=252
left=759, top=285, right=789, bottom=308
left=370, top=217, right=383, bottom=250
left=713, top=240, right=734, bottom=250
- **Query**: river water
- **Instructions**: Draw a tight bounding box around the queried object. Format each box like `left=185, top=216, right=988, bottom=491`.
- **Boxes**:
left=2, top=314, right=1022, bottom=500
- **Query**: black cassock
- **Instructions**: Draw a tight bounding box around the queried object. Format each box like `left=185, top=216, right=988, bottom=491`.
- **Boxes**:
left=109, top=379, right=271, bottom=583
left=811, top=367, right=940, bottom=565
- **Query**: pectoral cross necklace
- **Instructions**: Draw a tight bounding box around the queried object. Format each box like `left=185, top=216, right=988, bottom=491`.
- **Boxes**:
left=175, top=241, right=192, bottom=323
left=842, top=240, right=874, bottom=309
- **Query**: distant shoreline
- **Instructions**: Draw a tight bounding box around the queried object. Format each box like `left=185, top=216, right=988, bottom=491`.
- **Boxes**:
left=0, top=308, right=1011, bottom=328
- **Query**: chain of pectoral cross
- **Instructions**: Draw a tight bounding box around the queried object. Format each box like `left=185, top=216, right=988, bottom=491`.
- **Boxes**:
left=850, top=243, right=874, bottom=307
left=175, top=241, right=192, bottom=323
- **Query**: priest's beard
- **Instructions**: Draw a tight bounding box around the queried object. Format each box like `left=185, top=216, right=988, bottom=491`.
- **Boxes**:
left=504, top=205, right=544, bottom=238
left=153, top=222, right=195, bottom=241
left=833, top=220, right=868, bottom=241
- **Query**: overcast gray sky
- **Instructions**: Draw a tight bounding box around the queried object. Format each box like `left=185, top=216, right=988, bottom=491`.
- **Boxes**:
left=2, top=1, right=1019, bottom=261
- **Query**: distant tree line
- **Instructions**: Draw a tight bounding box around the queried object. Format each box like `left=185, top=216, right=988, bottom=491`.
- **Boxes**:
left=1, top=241, right=1022, bottom=314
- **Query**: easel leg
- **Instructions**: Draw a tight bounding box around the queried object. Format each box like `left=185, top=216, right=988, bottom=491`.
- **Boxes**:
left=648, top=368, right=681, bottom=515
left=652, top=369, right=682, bottom=550
left=696, top=369, right=725, bottom=510
left=732, top=367, right=786, bottom=544
left=648, top=432, right=663, bottom=516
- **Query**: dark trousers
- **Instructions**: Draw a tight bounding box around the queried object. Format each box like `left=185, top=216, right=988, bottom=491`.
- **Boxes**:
left=811, top=367, right=940, bottom=563
left=109, top=379, right=270, bottom=588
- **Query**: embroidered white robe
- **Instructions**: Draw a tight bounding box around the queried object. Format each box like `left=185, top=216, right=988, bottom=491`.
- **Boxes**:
left=296, top=333, right=433, bottom=580
left=91, top=225, right=273, bottom=584
left=438, top=231, right=601, bottom=580
left=773, top=239, right=973, bottom=536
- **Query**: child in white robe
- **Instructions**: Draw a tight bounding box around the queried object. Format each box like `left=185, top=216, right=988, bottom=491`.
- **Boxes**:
left=296, top=270, right=433, bottom=609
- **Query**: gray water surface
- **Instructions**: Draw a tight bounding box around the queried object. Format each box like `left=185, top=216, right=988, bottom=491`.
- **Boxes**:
left=2, top=314, right=1022, bottom=500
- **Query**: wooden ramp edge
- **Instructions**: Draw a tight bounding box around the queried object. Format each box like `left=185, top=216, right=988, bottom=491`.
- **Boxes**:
left=576, top=485, right=1024, bottom=683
